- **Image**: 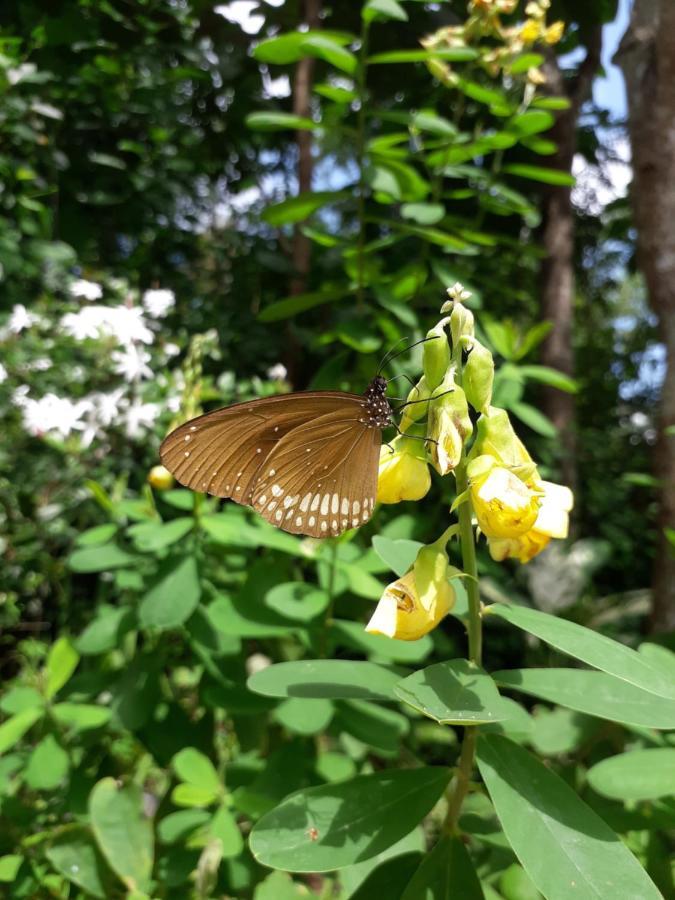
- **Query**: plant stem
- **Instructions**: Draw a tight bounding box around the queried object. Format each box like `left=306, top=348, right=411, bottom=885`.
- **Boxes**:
left=442, top=725, right=477, bottom=834
left=454, top=460, right=481, bottom=665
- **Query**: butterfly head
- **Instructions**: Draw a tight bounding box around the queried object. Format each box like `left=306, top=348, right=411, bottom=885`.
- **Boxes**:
left=363, top=375, right=393, bottom=429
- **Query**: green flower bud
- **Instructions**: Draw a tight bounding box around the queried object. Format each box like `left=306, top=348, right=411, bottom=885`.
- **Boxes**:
left=399, top=375, right=431, bottom=432
left=423, top=318, right=451, bottom=391
left=470, top=407, right=539, bottom=483
left=463, top=338, right=494, bottom=413
left=413, top=542, right=455, bottom=614
left=449, top=302, right=475, bottom=350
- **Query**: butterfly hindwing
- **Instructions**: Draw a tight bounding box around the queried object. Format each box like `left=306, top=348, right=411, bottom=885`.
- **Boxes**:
left=250, top=408, right=381, bottom=538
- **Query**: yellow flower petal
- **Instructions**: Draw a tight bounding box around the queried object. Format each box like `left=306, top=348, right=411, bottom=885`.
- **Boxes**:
left=365, top=570, right=453, bottom=641
left=470, top=459, right=540, bottom=538
left=377, top=439, right=431, bottom=504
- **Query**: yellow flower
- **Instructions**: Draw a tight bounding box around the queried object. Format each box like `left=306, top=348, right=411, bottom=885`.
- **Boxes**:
left=148, top=464, right=174, bottom=490
left=520, top=18, right=542, bottom=44
left=365, top=570, right=454, bottom=641
left=488, top=480, right=574, bottom=563
left=468, top=455, right=540, bottom=539
left=544, top=21, right=565, bottom=44
left=377, top=436, right=431, bottom=504
left=428, top=377, right=472, bottom=475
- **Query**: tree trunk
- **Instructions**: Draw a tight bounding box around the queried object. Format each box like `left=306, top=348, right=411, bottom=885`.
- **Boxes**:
left=290, top=0, right=320, bottom=297
left=616, top=0, right=675, bottom=632
left=539, top=30, right=602, bottom=498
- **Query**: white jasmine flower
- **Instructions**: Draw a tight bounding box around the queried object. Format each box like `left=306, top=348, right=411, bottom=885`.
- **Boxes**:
left=61, top=305, right=153, bottom=345
left=112, top=345, right=153, bottom=381
left=69, top=279, right=103, bottom=301
left=123, top=400, right=160, bottom=438
left=20, top=393, right=92, bottom=440
left=2, top=304, right=39, bottom=336
left=142, top=288, right=175, bottom=318
left=266, top=363, right=288, bottom=381
left=0, top=363, right=7, bottom=384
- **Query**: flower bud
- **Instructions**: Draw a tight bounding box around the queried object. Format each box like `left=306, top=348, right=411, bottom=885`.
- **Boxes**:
left=428, top=374, right=472, bottom=475
left=468, top=454, right=540, bottom=538
left=423, top=319, right=451, bottom=391
left=470, top=407, right=536, bottom=479
left=148, top=465, right=174, bottom=491
left=463, top=339, right=494, bottom=414
left=365, top=569, right=454, bottom=641
left=413, top=542, right=454, bottom=613
left=449, top=302, right=475, bottom=350
left=377, top=435, right=431, bottom=504
left=399, top=375, right=431, bottom=433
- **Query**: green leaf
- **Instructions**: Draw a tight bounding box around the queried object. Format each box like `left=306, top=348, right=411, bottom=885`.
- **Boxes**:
left=68, top=543, right=136, bottom=572
left=138, top=556, right=200, bottom=631
left=254, top=870, right=316, bottom=900
left=46, top=831, right=109, bottom=898
left=247, top=660, right=401, bottom=701
left=0, top=707, right=43, bottom=753
left=331, top=618, right=433, bottom=663
left=0, top=856, right=23, bottom=882
left=44, top=637, right=79, bottom=699
left=509, top=401, right=557, bottom=437
left=0, top=686, right=44, bottom=715
left=246, top=111, right=317, bottom=131
left=201, top=513, right=304, bottom=554
left=337, top=699, right=409, bottom=754
left=508, top=110, right=554, bottom=136
left=348, top=852, right=423, bottom=899
left=173, top=748, right=221, bottom=802
left=493, top=669, right=675, bottom=729
left=363, top=0, right=408, bottom=22
left=410, top=110, right=457, bottom=137
left=401, top=834, right=485, bottom=900
left=253, top=30, right=354, bottom=64
left=372, top=536, right=422, bottom=577
left=249, top=767, right=451, bottom=872
left=503, top=164, right=575, bottom=186
left=258, top=287, right=351, bottom=322
left=477, top=735, right=662, bottom=900
left=517, top=365, right=578, bottom=393
left=171, top=784, right=219, bottom=808
left=395, top=660, right=510, bottom=726
left=89, top=778, right=154, bottom=893
left=300, top=35, right=357, bottom=74
left=316, top=751, right=357, bottom=784
left=369, top=49, right=478, bottom=64
left=528, top=707, right=596, bottom=756
left=210, top=804, right=244, bottom=858
left=587, top=749, right=675, bottom=802
left=401, top=203, right=445, bottom=225
left=274, top=697, right=335, bottom=735
left=24, top=734, right=69, bottom=789
left=487, top=604, right=675, bottom=699
left=158, top=809, right=211, bottom=844
left=75, top=524, right=118, bottom=546
left=51, top=703, right=111, bottom=730
left=263, top=191, right=347, bottom=227
left=265, top=582, right=330, bottom=622
left=76, top=606, right=136, bottom=655
left=509, top=53, right=544, bottom=74
left=128, top=517, right=193, bottom=552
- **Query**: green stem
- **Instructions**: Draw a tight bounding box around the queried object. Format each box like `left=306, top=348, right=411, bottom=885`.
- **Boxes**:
left=355, top=20, right=370, bottom=310
left=454, top=461, right=481, bottom=665
left=442, top=726, right=477, bottom=834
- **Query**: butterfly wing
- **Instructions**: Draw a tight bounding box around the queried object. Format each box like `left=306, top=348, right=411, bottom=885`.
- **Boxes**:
left=250, top=407, right=381, bottom=538
left=159, top=392, right=368, bottom=510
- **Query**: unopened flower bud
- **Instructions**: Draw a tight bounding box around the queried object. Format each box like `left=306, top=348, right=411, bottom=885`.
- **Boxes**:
left=428, top=374, right=472, bottom=475
left=148, top=465, right=174, bottom=491
left=413, top=541, right=454, bottom=613
left=463, top=339, right=494, bottom=413
left=377, top=435, right=431, bottom=504
left=449, top=302, right=475, bottom=350
left=399, top=375, right=431, bottom=432
left=423, top=318, right=451, bottom=391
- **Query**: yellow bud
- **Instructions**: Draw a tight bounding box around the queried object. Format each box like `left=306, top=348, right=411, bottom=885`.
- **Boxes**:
left=520, top=19, right=541, bottom=44
left=377, top=436, right=431, bottom=504
left=365, top=570, right=454, bottom=641
left=544, top=21, right=564, bottom=44
left=428, top=375, right=472, bottom=475
left=463, top=339, right=494, bottom=413
left=468, top=455, right=540, bottom=538
left=423, top=319, right=451, bottom=391
left=148, top=465, right=174, bottom=491
left=399, top=375, right=431, bottom=432
left=413, top=542, right=453, bottom=613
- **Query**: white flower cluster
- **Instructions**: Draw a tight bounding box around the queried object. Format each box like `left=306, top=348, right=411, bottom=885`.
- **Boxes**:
left=2, top=282, right=179, bottom=445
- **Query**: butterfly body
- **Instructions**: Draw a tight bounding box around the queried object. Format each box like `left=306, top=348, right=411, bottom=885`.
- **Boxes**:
left=160, top=376, right=392, bottom=538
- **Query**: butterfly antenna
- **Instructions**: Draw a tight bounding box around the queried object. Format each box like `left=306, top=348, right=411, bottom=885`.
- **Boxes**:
left=376, top=336, right=411, bottom=375
left=379, top=335, right=440, bottom=374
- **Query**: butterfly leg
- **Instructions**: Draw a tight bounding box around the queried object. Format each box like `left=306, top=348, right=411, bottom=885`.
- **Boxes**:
left=390, top=421, right=439, bottom=447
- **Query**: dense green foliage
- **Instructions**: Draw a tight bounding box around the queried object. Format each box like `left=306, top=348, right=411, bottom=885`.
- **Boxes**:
left=0, top=0, right=672, bottom=898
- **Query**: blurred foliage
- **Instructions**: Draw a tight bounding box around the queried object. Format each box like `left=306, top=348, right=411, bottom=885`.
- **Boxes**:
left=0, top=0, right=671, bottom=897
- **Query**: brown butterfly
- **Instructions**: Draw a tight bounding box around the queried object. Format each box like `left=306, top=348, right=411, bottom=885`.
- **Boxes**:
left=160, top=375, right=394, bottom=539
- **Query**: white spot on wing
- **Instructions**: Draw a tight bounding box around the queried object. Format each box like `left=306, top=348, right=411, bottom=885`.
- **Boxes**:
left=271, top=484, right=283, bottom=497
left=311, top=495, right=320, bottom=511
left=300, top=493, right=311, bottom=512
left=331, top=494, right=339, bottom=514
left=353, top=500, right=360, bottom=515
left=320, top=495, right=330, bottom=515
left=341, top=498, right=349, bottom=515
